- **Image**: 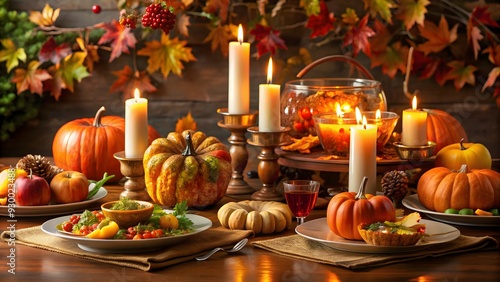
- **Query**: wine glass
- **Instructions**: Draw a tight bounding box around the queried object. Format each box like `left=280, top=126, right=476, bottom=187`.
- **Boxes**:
left=283, top=180, right=320, bottom=226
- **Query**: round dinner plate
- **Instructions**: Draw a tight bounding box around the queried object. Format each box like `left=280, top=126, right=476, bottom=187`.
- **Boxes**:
left=402, top=194, right=500, bottom=227
left=295, top=218, right=460, bottom=254
left=0, top=185, right=107, bottom=217
left=41, top=213, right=212, bottom=253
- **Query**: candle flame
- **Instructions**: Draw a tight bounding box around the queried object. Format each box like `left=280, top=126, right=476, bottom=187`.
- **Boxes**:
left=355, top=107, right=362, bottom=124
left=267, top=57, right=273, bottom=84
left=237, top=24, right=243, bottom=44
left=362, top=115, right=367, bottom=129
left=335, top=102, right=343, bottom=118
left=375, top=109, right=381, bottom=120
left=342, top=104, right=351, bottom=112
left=134, top=88, right=140, bottom=100
left=412, top=95, right=418, bottom=110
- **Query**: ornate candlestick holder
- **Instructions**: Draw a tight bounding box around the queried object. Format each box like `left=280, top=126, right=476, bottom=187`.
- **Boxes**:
left=113, top=151, right=151, bottom=201
left=247, top=126, right=291, bottom=201
left=217, top=108, right=258, bottom=195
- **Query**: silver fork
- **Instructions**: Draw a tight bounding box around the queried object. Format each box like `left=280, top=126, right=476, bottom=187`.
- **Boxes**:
left=195, top=238, right=248, bottom=261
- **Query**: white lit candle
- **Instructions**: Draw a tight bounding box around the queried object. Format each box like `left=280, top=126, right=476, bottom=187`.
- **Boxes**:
left=258, top=58, right=280, bottom=132
left=348, top=116, right=377, bottom=195
left=228, top=24, right=250, bottom=114
left=125, top=88, right=149, bottom=158
left=402, top=96, right=427, bottom=146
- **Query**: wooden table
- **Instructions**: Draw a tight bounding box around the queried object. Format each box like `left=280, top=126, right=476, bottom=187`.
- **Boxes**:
left=1, top=157, right=499, bottom=281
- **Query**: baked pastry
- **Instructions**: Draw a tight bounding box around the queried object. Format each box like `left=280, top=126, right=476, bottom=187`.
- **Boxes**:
left=217, top=200, right=293, bottom=234
left=357, top=212, right=426, bottom=246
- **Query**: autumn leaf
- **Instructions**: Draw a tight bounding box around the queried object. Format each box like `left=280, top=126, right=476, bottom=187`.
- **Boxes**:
left=442, top=60, right=477, bottom=90
left=175, top=111, right=197, bottom=133
left=469, top=6, right=500, bottom=28
left=109, top=65, right=157, bottom=98
left=306, top=1, right=335, bottom=38
left=204, top=23, right=238, bottom=56
left=250, top=24, right=287, bottom=58
left=177, top=14, right=191, bottom=37
left=411, top=50, right=441, bottom=79
left=467, top=25, right=483, bottom=60
left=363, top=0, right=396, bottom=24
left=137, top=34, right=196, bottom=78
left=29, top=3, right=60, bottom=27
left=204, top=0, right=230, bottom=23
left=46, top=52, right=90, bottom=100
left=482, top=67, right=500, bottom=92
left=370, top=42, right=408, bottom=78
left=417, top=15, right=458, bottom=55
left=341, top=8, right=359, bottom=26
left=0, top=39, right=27, bottom=72
left=97, top=20, right=137, bottom=62
left=483, top=44, right=500, bottom=66
left=76, top=37, right=100, bottom=72
left=11, top=60, right=52, bottom=95
left=300, top=0, right=321, bottom=17
left=396, top=0, right=429, bottom=30
left=343, top=14, right=375, bottom=57
left=39, top=37, right=72, bottom=65
left=369, top=19, right=392, bottom=54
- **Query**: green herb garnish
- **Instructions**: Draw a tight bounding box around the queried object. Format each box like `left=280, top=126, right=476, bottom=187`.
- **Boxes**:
left=110, top=197, right=146, bottom=210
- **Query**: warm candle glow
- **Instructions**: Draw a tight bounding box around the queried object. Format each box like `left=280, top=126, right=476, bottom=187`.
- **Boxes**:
left=362, top=115, right=367, bottom=129
left=237, top=24, right=243, bottom=44
left=376, top=109, right=381, bottom=120
left=267, top=57, right=273, bottom=84
left=412, top=95, right=418, bottom=110
left=134, top=88, right=140, bottom=100
left=342, top=104, right=352, bottom=112
left=335, top=102, right=342, bottom=118
left=355, top=107, right=362, bottom=124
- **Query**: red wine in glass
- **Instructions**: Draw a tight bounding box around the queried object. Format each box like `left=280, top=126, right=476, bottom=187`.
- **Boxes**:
left=283, top=180, right=320, bottom=225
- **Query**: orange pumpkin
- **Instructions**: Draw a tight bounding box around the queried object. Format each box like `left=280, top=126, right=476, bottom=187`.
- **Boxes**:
left=417, top=164, right=500, bottom=212
left=326, top=178, right=396, bottom=240
left=424, top=109, right=468, bottom=155
left=52, top=107, right=160, bottom=183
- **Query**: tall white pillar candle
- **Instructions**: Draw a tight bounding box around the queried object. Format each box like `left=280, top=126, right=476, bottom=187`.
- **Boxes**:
left=228, top=24, right=250, bottom=114
left=348, top=116, right=377, bottom=195
left=125, top=88, right=149, bottom=158
left=259, top=58, right=281, bottom=132
left=402, top=96, right=428, bottom=146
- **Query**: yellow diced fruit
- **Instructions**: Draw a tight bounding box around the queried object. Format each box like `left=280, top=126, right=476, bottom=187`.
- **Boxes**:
left=475, top=209, right=493, bottom=216
left=159, top=214, right=179, bottom=229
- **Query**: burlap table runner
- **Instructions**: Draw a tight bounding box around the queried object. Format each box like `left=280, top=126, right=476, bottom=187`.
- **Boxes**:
left=252, top=234, right=498, bottom=269
left=1, top=226, right=253, bottom=271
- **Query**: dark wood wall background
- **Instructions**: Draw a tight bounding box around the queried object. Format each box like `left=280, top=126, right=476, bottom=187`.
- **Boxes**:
left=1, top=0, right=498, bottom=158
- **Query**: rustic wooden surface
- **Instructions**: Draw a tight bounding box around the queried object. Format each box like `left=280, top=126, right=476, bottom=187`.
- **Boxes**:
left=2, top=0, right=499, bottom=158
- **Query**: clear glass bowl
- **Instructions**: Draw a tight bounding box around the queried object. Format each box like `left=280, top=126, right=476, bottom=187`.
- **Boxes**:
left=281, top=78, right=387, bottom=138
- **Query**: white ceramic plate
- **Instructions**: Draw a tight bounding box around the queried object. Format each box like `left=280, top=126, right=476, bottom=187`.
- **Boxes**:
left=402, top=194, right=500, bottom=227
left=295, top=218, right=460, bottom=254
left=41, top=213, right=212, bottom=253
left=0, top=185, right=107, bottom=217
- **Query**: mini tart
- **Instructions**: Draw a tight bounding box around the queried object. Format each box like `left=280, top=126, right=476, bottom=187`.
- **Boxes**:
left=357, top=212, right=426, bottom=246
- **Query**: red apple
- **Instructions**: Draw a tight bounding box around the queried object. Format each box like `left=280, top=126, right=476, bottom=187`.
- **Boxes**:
left=14, top=173, right=51, bottom=206
left=50, top=171, right=89, bottom=204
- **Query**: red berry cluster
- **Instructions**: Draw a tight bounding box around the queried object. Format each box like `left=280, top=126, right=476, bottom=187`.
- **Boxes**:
left=119, top=14, right=138, bottom=29
left=141, top=3, right=176, bottom=34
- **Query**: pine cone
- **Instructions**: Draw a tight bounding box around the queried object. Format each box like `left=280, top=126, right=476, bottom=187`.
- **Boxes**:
left=381, top=170, right=409, bottom=204
left=16, top=154, right=62, bottom=182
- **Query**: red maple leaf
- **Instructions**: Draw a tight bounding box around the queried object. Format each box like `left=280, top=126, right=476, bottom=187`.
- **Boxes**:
left=343, top=14, right=375, bottom=57
left=97, top=20, right=137, bottom=62
left=370, top=42, right=408, bottom=78
left=369, top=19, right=392, bottom=55
left=39, top=37, right=71, bottom=64
left=250, top=24, right=287, bottom=58
left=411, top=50, right=442, bottom=79
left=109, top=65, right=157, bottom=98
left=469, top=6, right=500, bottom=28
left=306, top=1, right=335, bottom=38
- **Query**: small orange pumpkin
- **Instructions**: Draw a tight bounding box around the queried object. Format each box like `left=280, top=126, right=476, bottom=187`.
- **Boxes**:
left=52, top=107, right=160, bottom=182
left=326, top=177, right=396, bottom=240
left=424, top=109, right=468, bottom=155
left=417, top=164, right=500, bottom=212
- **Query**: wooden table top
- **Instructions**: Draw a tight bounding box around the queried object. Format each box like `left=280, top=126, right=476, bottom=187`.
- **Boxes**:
left=1, top=157, right=499, bottom=281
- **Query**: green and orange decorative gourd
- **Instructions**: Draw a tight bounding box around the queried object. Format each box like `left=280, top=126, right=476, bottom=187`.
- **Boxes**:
left=52, top=107, right=160, bottom=183
left=417, top=164, right=500, bottom=212
left=326, top=177, right=396, bottom=240
left=143, top=130, right=232, bottom=208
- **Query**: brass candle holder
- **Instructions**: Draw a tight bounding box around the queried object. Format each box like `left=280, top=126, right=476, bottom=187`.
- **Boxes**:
left=113, top=151, right=151, bottom=201
left=247, top=126, right=291, bottom=201
left=217, top=108, right=258, bottom=195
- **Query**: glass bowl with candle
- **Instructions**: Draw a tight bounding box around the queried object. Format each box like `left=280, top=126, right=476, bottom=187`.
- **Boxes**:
left=312, top=112, right=358, bottom=157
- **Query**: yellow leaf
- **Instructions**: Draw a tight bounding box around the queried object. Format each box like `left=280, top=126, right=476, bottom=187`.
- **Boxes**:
left=0, top=39, right=27, bottom=72
left=29, top=3, right=60, bottom=27
left=175, top=112, right=197, bottom=133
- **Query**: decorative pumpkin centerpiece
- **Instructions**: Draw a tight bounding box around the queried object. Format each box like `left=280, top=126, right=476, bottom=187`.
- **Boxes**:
left=326, top=177, right=396, bottom=240
left=52, top=107, right=160, bottom=182
left=143, top=130, right=232, bottom=208
left=435, top=138, right=492, bottom=170
left=424, top=109, right=468, bottom=155
left=417, top=164, right=500, bottom=212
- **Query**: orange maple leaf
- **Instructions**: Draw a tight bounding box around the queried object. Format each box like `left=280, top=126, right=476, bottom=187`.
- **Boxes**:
left=482, top=67, right=500, bottom=92
left=370, top=42, right=409, bottom=78
left=204, top=0, right=230, bottom=23
left=442, top=61, right=477, bottom=90
left=97, top=20, right=137, bottom=62
left=76, top=38, right=100, bottom=72
left=204, top=23, right=237, bottom=56
left=483, top=44, right=500, bottom=66
left=396, top=0, right=429, bottom=30
left=11, top=60, right=52, bottom=95
left=368, top=19, right=392, bottom=54
left=417, top=15, right=458, bottom=55
left=175, top=111, right=197, bottom=133
left=109, top=65, right=157, bottom=98
left=28, top=3, right=60, bottom=27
